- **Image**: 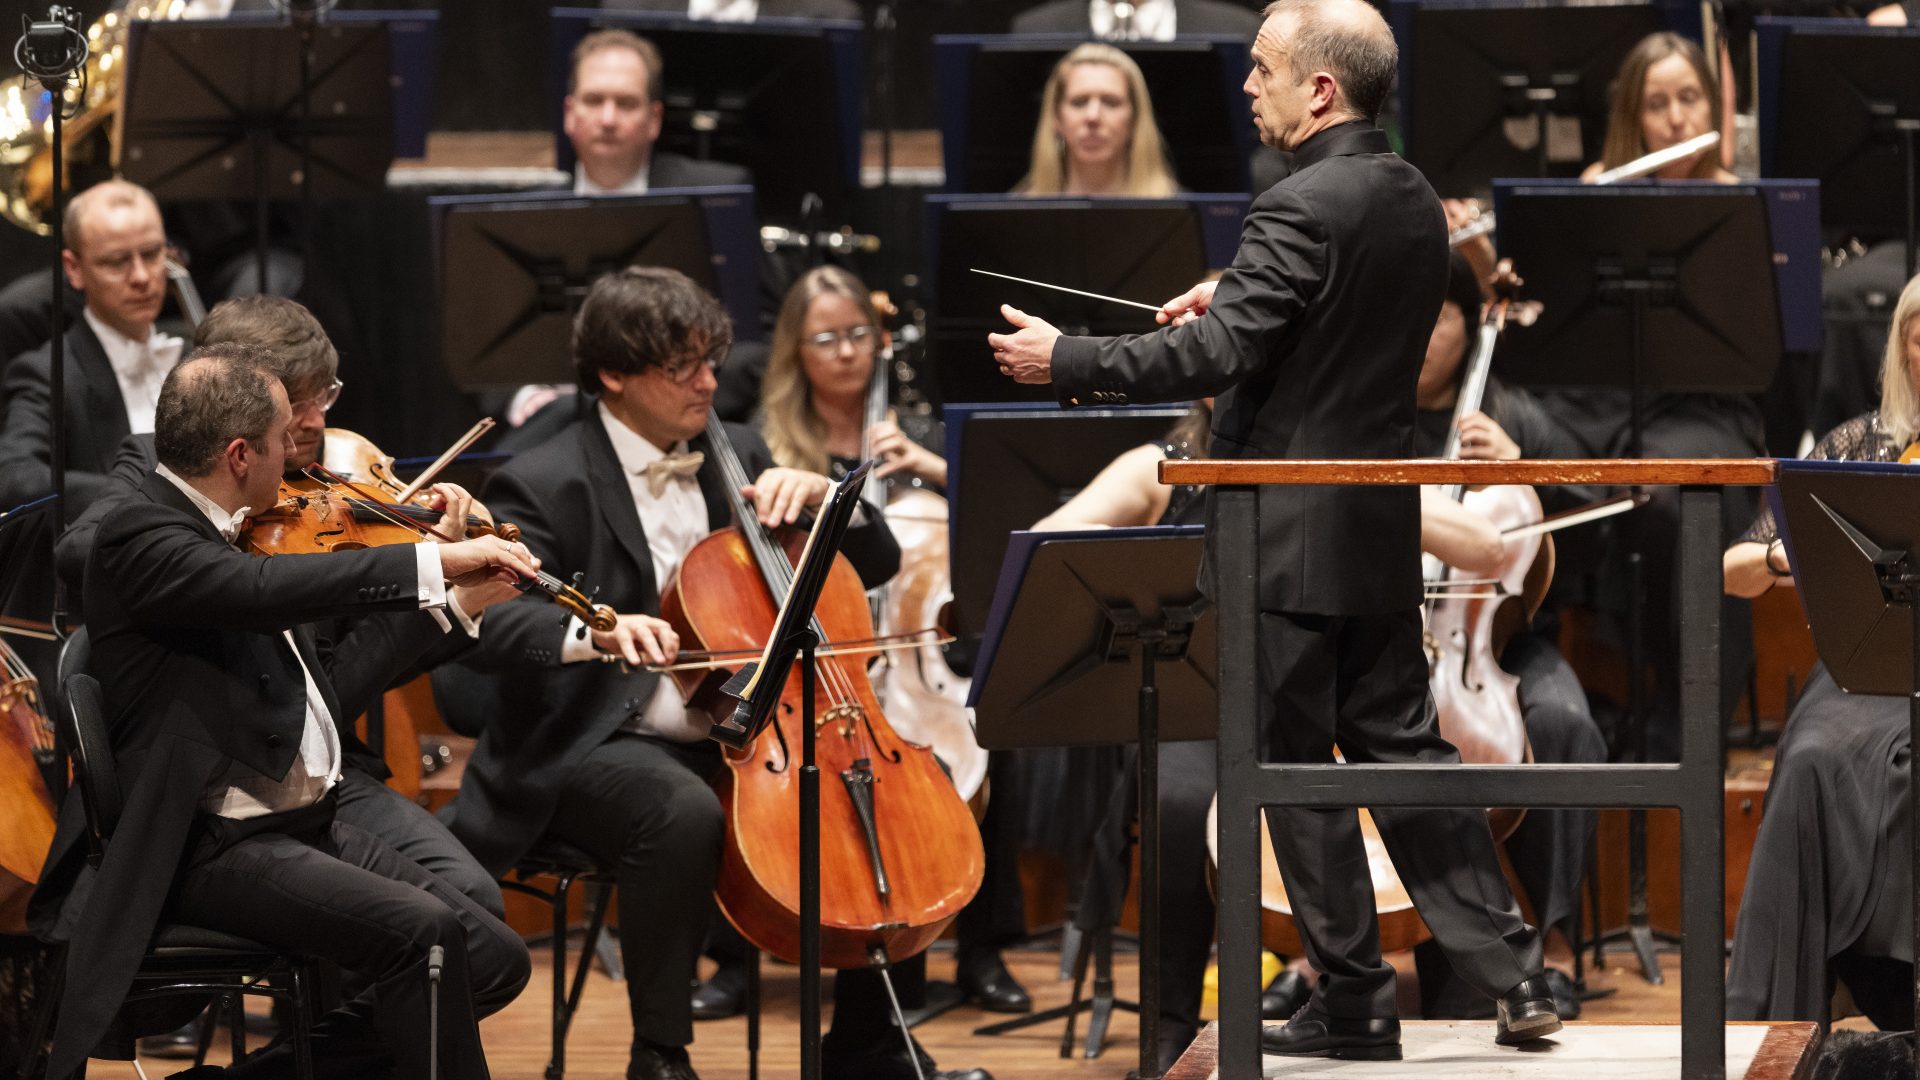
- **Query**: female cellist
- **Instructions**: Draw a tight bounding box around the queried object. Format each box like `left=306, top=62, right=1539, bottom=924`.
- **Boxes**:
left=438, top=267, right=988, bottom=1080
left=753, top=266, right=1032, bottom=1018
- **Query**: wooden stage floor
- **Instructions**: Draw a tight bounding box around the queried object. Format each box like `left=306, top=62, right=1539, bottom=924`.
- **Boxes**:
left=116, top=937, right=1830, bottom=1079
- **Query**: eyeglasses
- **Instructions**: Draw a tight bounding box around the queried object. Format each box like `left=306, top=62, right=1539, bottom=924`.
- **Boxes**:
left=291, top=379, right=344, bottom=413
left=802, top=325, right=879, bottom=352
left=657, top=355, right=721, bottom=386
left=86, top=243, right=169, bottom=281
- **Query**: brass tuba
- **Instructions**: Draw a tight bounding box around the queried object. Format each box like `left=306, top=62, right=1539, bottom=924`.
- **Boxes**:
left=0, top=1, right=190, bottom=235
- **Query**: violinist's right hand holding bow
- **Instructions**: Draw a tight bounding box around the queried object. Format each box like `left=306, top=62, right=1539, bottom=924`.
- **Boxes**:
left=591, top=613, right=681, bottom=667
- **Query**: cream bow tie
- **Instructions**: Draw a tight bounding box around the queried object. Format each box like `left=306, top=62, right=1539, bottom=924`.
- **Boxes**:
left=640, top=451, right=705, bottom=496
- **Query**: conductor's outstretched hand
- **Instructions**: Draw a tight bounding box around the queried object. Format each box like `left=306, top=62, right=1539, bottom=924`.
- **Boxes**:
left=988, top=304, right=1061, bottom=385
left=1157, top=280, right=1218, bottom=326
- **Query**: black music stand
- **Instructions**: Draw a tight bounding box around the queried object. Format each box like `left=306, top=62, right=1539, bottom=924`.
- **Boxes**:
left=1773, top=459, right=1920, bottom=1044
left=548, top=9, right=864, bottom=220
left=429, top=188, right=763, bottom=390
left=925, top=197, right=1238, bottom=405
left=706, top=459, right=874, bottom=1080
left=1495, top=181, right=1781, bottom=983
left=931, top=35, right=1258, bottom=194
left=1756, top=18, right=1920, bottom=279
left=966, top=527, right=1213, bottom=1080
left=942, top=403, right=1190, bottom=643
left=119, top=17, right=400, bottom=292
left=1390, top=0, right=1675, bottom=196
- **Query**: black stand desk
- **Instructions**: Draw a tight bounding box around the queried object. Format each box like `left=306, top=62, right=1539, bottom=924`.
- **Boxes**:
left=967, top=526, right=1214, bottom=1079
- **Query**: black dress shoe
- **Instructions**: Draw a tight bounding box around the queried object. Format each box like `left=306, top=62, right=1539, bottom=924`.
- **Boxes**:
left=1495, top=975, right=1564, bottom=1046
left=690, top=962, right=748, bottom=1021
left=956, top=949, right=1031, bottom=1013
left=822, top=1030, right=993, bottom=1080
left=628, top=1042, right=701, bottom=1080
left=1260, top=1006, right=1401, bottom=1060
left=1261, top=968, right=1311, bottom=1020
left=1542, top=968, right=1583, bottom=1021
left=165, top=1069, right=224, bottom=1079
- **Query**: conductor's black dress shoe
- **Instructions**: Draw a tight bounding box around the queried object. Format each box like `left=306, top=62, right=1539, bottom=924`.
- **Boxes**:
left=1495, top=975, right=1565, bottom=1045
left=1259, top=1005, right=1402, bottom=1060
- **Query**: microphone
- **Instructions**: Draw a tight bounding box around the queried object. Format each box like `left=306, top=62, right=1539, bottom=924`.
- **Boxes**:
left=427, top=944, right=444, bottom=1080
left=15, top=7, right=87, bottom=82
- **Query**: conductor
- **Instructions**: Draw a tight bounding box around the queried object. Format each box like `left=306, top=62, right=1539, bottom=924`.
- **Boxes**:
left=988, top=0, right=1562, bottom=1060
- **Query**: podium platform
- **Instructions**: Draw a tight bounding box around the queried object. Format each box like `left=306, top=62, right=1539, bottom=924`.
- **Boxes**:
left=1166, top=1021, right=1821, bottom=1079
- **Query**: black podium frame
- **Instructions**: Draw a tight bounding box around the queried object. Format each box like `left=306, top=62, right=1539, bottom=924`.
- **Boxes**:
left=1774, top=459, right=1920, bottom=1042
left=966, top=526, right=1213, bottom=1080
left=1198, top=460, right=1765, bottom=1080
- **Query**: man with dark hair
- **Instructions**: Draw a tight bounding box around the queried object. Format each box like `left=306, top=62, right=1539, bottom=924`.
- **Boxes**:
left=441, top=267, right=983, bottom=1080
left=990, top=0, right=1561, bottom=1061
left=33, top=343, right=538, bottom=1080
left=192, top=295, right=342, bottom=474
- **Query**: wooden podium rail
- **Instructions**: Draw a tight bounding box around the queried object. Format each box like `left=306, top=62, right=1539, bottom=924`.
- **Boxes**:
left=1160, top=458, right=1778, bottom=1080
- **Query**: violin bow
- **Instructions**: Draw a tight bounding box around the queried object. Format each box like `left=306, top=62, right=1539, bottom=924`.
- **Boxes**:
left=393, top=418, right=496, bottom=505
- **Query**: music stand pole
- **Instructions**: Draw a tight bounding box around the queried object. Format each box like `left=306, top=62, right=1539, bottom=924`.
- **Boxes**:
left=798, top=628, right=822, bottom=1080
left=1136, top=628, right=1163, bottom=1080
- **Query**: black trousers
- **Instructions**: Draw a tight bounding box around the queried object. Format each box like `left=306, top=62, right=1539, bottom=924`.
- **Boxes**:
left=1258, top=609, right=1541, bottom=1018
left=169, top=798, right=530, bottom=1080
left=544, top=733, right=726, bottom=1052
left=333, top=769, right=506, bottom=919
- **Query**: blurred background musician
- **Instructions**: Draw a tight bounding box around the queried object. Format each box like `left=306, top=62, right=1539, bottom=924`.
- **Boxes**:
left=1011, top=43, right=1181, bottom=197
left=0, top=180, right=179, bottom=689
left=1722, top=272, right=1920, bottom=1031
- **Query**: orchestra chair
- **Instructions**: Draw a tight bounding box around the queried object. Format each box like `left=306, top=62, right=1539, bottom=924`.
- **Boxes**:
left=499, top=839, right=617, bottom=1080
left=39, top=663, right=319, bottom=1080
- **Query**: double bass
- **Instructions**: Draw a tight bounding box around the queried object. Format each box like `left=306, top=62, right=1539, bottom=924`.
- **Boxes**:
left=662, top=415, right=983, bottom=969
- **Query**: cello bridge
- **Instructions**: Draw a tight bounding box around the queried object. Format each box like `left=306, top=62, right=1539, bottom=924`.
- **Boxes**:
left=817, top=703, right=863, bottom=737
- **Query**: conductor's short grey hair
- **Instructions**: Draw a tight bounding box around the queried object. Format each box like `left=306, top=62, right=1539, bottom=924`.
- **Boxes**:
left=1262, top=0, right=1399, bottom=123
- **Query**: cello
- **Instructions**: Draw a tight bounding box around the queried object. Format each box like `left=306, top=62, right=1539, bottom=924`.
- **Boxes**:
left=662, top=414, right=984, bottom=969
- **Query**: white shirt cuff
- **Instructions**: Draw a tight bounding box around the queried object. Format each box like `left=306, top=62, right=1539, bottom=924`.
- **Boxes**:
left=415, top=542, right=452, bottom=632
left=560, top=614, right=600, bottom=663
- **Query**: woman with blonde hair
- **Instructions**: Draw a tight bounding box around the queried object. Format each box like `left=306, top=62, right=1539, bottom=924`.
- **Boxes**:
left=1014, top=43, right=1180, bottom=196
left=1581, top=31, right=1734, bottom=182
left=1723, top=272, right=1920, bottom=1028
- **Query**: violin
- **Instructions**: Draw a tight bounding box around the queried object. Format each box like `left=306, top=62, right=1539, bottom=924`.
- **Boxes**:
left=0, top=635, right=58, bottom=935
left=243, top=465, right=616, bottom=633
left=661, top=413, right=983, bottom=969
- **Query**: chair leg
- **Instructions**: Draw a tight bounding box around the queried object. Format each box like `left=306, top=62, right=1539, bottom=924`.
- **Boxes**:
left=747, top=946, right=761, bottom=1080
left=227, top=991, right=246, bottom=1064
left=193, top=997, right=219, bottom=1066
left=289, top=961, right=317, bottom=1080
left=548, top=875, right=574, bottom=1080
left=565, top=882, right=612, bottom=1024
